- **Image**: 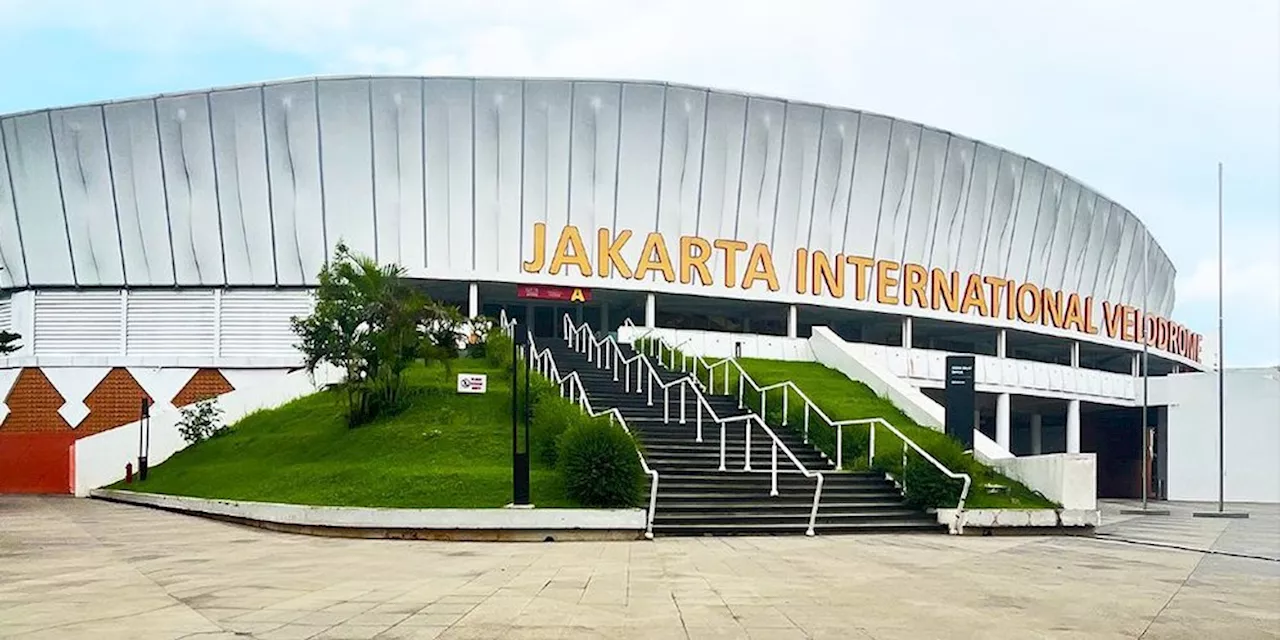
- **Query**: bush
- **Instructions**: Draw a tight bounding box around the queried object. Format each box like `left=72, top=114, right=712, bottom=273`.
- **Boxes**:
left=177, top=398, right=227, bottom=445
left=556, top=418, right=644, bottom=508
left=485, top=330, right=514, bottom=370
left=901, top=455, right=965, bottom=510
left=531, top=387, right=582, bottom=466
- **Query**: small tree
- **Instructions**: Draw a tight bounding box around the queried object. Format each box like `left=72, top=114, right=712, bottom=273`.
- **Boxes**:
left=292, top=243, right=422, bottom=427
left=177, top=398, right=227, bottom=445
left=0, top=330, right=20, bottom=356
left=420, top=301, right=466, bottom=377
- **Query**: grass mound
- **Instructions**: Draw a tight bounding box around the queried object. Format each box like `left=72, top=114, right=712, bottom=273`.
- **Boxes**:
left=115, top=359, right=576, bottom=508
left=732, top=359, right=1057, bottom=510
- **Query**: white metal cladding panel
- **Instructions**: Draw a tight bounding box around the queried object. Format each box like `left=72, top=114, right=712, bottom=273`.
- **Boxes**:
left=219, top=290, right=313, bottom=358
left=1, top=77, right=1183, bottom=326
left=33, top=291, right=122, bottom=356
left=125, top=290, right=215, bottom=357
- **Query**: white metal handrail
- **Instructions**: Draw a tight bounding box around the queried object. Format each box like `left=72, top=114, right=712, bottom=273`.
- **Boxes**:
left=499, top=313, right=660, bottom=539
left=564, top=316, right=824, bottom=536
left=630, top=329, right=973, bottom=534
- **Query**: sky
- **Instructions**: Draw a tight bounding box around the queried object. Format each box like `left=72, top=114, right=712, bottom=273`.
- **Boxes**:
left=1, top=0, right=1277, bottom=367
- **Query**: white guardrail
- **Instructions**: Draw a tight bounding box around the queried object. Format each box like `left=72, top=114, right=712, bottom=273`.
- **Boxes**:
left=619, top=319, right=972, bottom=534
left=496, top=311, right=660, bottom=539
left=562, top=316, right=825, bottom=536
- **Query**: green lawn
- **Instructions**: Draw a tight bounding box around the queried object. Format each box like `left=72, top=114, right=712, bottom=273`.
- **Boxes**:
left=732, top=358, right=1057, bottom=510
left=114, top=359, right=576, bottom=508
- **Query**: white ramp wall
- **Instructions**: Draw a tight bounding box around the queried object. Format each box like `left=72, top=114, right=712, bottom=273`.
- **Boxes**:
left=616, top=327, right=813, bottom=361
left=73, top=365, right=341, bottom=496
left=993, top=453, right=1098, bottom=510
left=1152, top=367, right=1280, bottom=503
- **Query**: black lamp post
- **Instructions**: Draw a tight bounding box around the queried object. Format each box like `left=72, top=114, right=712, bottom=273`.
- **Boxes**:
left=512, top=328, right=531, bottom=506
left=138, top=397, right=151, bottom=481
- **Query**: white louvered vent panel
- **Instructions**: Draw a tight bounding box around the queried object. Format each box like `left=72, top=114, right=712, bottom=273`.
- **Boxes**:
left=220, top=290, right=314, bottom=359
left=33, top=291, right=123, bottom=356
left=126, top=291, right=216, bottom=357
left=0, top=296, right=10, bottom=332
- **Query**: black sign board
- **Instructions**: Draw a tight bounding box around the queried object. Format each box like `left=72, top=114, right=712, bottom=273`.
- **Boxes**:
left=945, top=355, right=976, bottom=449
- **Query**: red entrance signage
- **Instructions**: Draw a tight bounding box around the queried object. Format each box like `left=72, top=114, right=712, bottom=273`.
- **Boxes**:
left=517, top=285, right=592, bottom=303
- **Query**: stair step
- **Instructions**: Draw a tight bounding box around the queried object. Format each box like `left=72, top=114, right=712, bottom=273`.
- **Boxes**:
left=653, top=521, right=944, bottom=536
left=539, top=335, right=941, bottom=537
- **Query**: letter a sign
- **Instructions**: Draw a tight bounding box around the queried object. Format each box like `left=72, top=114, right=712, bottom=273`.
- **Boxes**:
left=569, top=288, right=587, bottom=303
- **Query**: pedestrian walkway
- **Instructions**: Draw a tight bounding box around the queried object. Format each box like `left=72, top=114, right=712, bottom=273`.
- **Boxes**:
left=0, top=496, right=1276, bottom=639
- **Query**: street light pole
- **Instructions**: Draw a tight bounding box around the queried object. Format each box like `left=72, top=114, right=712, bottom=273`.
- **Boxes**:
left=511, top=327, right=531, bottom=507
left=1194, top=162, right=1248, bottom=520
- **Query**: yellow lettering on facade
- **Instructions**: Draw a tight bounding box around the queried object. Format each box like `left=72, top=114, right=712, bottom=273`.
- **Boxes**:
left=960, top=273, right=988, bottom=317
left=597, top=228, right=633, bottom=279
left=548, top=225, right=592, bottom=277
left=796, top=248, right=810, bottom=294
left=1083, top=296, right=1100, bottom=334
left=521, top=223, right=1205, bottom=364
left=679, top=236, right=714, bottom=285
left=846, top=255, right=874, bottom=301
left=714, top=239, right=748, bottom=289
left=522, top=222, right=547, bottom=272
left=1063, top=293, right=1085, bottom=332
left=742, top=244, right=780, bottom=291
left=983, top=275, right=1010, bottom=319
left=1041, top=289, right=1066, bottom=329
left=875, top=260, right=900, bottom=305
left=931, top=268, right=960, bottom=313
left=634, top=232, right=676, bottom=282
left=813, top=251, right=845, bottom=298
left=1016, top=283, right=1041, bottom=323
left=570, top=288, right=586, bottom=303
left=902, top=263, right=928, bottom=308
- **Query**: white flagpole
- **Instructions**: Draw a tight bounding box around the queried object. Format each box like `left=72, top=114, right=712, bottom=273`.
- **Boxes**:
left=1216, top=161, right=1225, bottom=513
left=1142, top=231, right=1150, bottom=510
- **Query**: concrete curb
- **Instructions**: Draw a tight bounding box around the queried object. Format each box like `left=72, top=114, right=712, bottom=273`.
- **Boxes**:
left=92, top=490, right=647, bottom=542
left=937, top=508, right=1100, bottom=535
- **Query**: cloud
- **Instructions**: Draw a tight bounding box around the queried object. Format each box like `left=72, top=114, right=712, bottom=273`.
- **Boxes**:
left=2, top=0, right=1277, bottom=364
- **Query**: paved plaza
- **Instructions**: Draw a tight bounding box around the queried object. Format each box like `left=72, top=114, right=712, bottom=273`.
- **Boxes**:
left=0, top=497, right=1277, bottom=639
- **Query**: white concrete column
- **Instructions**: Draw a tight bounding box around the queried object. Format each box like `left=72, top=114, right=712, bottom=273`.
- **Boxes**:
left=787, top=305, right=798, bottom=338
left=467, top=282, right=479, bottom=318
left=997, top=329, right=1007, bottom=358
left=902, top=316, right=913, bottom=349
left=1066, top=399, right=1081, bottom=453
left=996, top=393, right=1011, bottom=450
left=1070, top=341, right=1080, bottom=368
left=644, top=293, right=656, bottom=328
left=1030, top=413, right=1043, bottom=455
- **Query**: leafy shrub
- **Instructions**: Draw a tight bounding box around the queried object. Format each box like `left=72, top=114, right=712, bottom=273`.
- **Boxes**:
left=901, top=455, right=965, bottom=510
left=556, top=418, right=644, bottom=508
left=177, top=398, right=227, bottom=445
left=485, top=330, right=514, bottom=370
left=531, top=386, right=581, bottom=466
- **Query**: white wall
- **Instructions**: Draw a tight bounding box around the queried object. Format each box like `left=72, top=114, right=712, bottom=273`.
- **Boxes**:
left=616, top=326, right=813, bottom=361
left=841, top=340, right=1137, bottom=406
left=1151, top=367, right=1280, bottom=503
left=73, top=364, right=341, bottom=496
left=0, top=289, right=311, bottom=370
left=993, top=453, right=1098, bottom=510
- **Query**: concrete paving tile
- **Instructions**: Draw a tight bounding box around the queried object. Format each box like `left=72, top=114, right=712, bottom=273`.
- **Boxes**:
left=375, top=627, right=450, bottom=640
left=258, top=624, right=335, bottom=640
left=314, top=623, right=394, bottom=639
left=3, top=497, right=1279, bottom=640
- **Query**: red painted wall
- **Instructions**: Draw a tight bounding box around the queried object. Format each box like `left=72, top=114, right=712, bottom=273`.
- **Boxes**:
left=0, top=432, right=77, bottom=493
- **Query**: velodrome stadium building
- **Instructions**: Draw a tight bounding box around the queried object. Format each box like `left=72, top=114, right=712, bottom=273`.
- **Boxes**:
left=4, top=76, right=1270, bottom=504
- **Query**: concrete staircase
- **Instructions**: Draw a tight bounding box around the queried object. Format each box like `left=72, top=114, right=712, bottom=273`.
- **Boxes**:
left=543, top=338, right=943, bottom=536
